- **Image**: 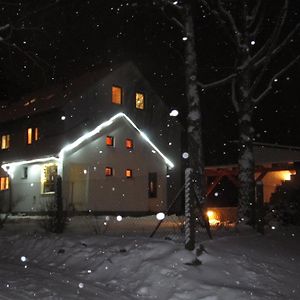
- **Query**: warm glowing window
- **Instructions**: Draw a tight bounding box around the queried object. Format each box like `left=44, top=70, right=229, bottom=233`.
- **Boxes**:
left=125, top=138, right=133, bottom=149
left=27, top=127, right=39, bottom=144
left=105, top=167, right=113, bottom=176
left=125, top=169, right=132, bottom=178
left=112, top=86, right=122, bottom=104
left=135, top=92, right=144, bottom=110
left=106, top=136, right=114, bottom=146
left=1, top=134, right=10, bottom=150
left=0, top=177, right=9, bottom=191
left=41, top=164, right=57, bottom=194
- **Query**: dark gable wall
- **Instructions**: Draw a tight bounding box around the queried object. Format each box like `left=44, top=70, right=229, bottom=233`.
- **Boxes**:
left=0, top=108, right=64, bottom=163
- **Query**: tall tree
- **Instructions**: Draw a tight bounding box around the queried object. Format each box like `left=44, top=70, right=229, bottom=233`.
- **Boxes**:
left=196, top=0, right=300, bottom=222
left=156, top=0, right=207, bottom=249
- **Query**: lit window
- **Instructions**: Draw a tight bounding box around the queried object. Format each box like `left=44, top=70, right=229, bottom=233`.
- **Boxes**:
left=106, top=136, right=114, bottom=146
left=1, top=134, right=10, bottom=150
left=148, top=172, right=157, bottom=198
left=112, top=86, right=122, bottom=104
left=125, top=169, right=132, bottom=178
left=27, top=127, right=39, bottom=144
left=0, top=177, right=9, bottom=191
left=105, top=167, right=113, bottom=176
left=41, top=164, right=57, bottom=194
left=135, top=92, right=144, bottom=110
left=125, top=138, right=133, bottom=149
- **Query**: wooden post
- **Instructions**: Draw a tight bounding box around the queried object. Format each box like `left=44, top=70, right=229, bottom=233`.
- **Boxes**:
left=256, top=181, right=264, bottom=235
left=185, top=168, right=195, bottom=250
left=55, top=175, right=64, bottom=233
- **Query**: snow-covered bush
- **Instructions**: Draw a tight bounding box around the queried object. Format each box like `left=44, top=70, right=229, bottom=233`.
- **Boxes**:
left=266, top=184, right=300, bottom=226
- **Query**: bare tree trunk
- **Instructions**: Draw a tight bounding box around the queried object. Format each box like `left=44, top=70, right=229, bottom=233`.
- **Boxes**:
left=184, top=3, right=205, bottom=205
left=238, top=109, right=256, bottom=224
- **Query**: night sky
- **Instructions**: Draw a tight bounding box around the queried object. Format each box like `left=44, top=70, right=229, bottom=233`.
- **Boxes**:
left=1, top=0, right=300, bottom=163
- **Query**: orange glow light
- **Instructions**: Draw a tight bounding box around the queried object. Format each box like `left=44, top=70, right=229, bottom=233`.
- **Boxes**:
left=105, top=167, right=113, bottom=176
left=206, top=210, right=220, bottom=226
left=125, top=138, right=133, bottom=149
left=106, top=136, right=114, bottom=146
left=125, top=169, right=132, bottom=178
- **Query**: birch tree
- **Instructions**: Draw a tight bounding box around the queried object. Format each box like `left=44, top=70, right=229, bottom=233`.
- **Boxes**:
left=196, top=0, right=300, bottom=222
left=156, top=0, right=207, bottom=249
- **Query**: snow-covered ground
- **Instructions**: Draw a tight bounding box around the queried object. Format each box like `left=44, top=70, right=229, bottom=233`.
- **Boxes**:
left=0, top=219, right=299, bottom=299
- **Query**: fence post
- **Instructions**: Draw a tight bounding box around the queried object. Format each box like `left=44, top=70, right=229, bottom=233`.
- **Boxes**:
left=185, top=168, right=195, bottom=250
left=55, top=175, right=64, bottom=233
left=255, top=181, right=264, bottom=235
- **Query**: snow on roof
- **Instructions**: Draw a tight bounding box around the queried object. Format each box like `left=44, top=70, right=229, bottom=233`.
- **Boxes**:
left=1, top=112, right=174, bottom=172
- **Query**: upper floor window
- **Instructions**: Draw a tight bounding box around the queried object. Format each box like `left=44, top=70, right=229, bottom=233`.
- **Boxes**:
left=135, top=92, right=144, bottom=110
left=1, top=134, right=10, bottom=150
left=105, top=167, right=113, bottom=176
left=112, top=86, right=122, bottom=105
left=41, top=164, right=57, bottom=194
left=27, top=127, right=39, bottom=145
left=125, top=169, right=133, bottom=178
left=125, top=138, right=133, bottom=149
left=106, top=136, right=114, bottom=146
left=0, top=177, right=9, bottom=191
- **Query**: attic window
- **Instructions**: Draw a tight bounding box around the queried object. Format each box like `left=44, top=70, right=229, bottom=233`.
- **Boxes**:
left=125, top=138, right=133, bottom=149
left=0, top=177, right=9, bottom=191
left=1, top=134, right=10, bottom=150
left=112, top=86, right=122, bottom=104
left=106, top=136, right=114, bottom=146
left=125, top=169, right=133, bottom=178
left=41, top=164, right=57, bottom=194
left=105, top=167, right=113, bottom=176
left=135, top=92, right=144, bottom=110
left=27, top=127, right=39, bottom=145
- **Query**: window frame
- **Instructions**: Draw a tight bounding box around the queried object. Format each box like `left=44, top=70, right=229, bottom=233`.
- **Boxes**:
left=105, top=167, right=113, bottom=177
left=112, top=85, right=122, bottom=105
left=148, top=172, right=157, bottom=198
left=125, top=169, right=133, bottom=178
left=27, top=127, right=39, bottom=145
left=125, top=138, right=133, bottom=149
left=1, top=134, right=10, bottom=150
left=135, top=92, right=145, bottom=110
left=106, top=136, right=114, bottom=147
left=0, top=177, right=9, bottom=191
left=41, top=163, right=57, bottom=194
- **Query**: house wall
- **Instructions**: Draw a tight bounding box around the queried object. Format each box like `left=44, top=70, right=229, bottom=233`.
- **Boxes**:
left=0, top=162, right=56, bottom=213
left=258, top=170, right=296, bottom=202
left=0, top=62, right=183, bottom=214
left=62, top=118, right=168, bottom=214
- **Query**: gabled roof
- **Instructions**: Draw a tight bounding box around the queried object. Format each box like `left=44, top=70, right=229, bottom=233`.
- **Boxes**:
left=0, top=61, right=142, bottom=124
left=1, top=113, right=174, bottom=174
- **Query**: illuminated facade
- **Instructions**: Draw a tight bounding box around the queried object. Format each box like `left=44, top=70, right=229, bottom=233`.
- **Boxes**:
left=0, top=62, right=182, bottom=214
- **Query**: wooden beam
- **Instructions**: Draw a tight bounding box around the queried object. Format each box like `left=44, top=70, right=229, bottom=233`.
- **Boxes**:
left=206, top=176, right=223, bottom=197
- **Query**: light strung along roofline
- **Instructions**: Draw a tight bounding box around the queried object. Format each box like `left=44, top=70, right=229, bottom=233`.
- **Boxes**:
left=59, top=112, right=174, bottom=168
left=1, top=112, right=174, bottom=172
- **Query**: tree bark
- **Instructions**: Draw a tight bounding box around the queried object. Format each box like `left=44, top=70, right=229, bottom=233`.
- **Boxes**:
left=237, top=109, right=256, bottom=224
left=184, top=3, right=205, bottom=204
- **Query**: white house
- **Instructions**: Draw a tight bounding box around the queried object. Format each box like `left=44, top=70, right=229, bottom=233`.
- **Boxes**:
left=0, top=62, right=182, bottom=215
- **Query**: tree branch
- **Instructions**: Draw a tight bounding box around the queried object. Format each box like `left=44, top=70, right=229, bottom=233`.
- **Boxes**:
left=198, top=0, right=239, bottom=49
left=231, top=77, right=239, bottom=112
left=254, top=22, right=300, bottom=69
left=216, top=0, right=242, bottom=48
left=197, top=73, right=237, bottom=89
left=248, top=0, right=289, bottom=98
left=253, top=54, right=300, bottom=103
